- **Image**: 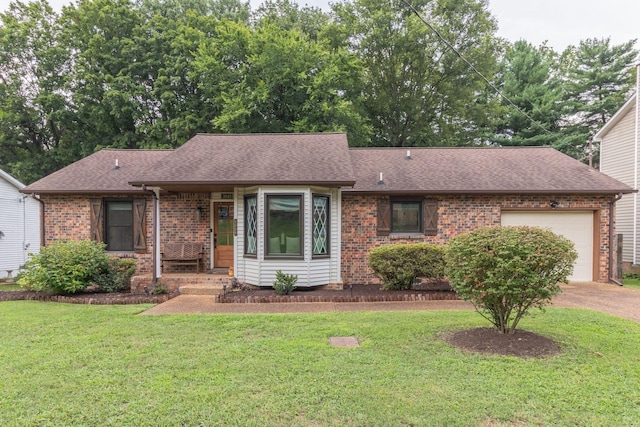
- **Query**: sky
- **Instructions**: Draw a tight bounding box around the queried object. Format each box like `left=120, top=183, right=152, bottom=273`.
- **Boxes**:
left=0, top=0, right=638, bottom=53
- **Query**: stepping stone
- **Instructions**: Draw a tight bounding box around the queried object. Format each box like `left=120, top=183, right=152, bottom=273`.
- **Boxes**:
left=329, top=336, right=359, bottom=347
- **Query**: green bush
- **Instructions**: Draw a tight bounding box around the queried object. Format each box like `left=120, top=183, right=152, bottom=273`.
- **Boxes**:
left=92, top=257, right=137, bottom=293
left=273, top=270, right=298, bottom=295
left=19, top=240, right=112, bottom=295
left=368, top=243, right=446, bottom=290
left=445, top=226, right=578, bottom=334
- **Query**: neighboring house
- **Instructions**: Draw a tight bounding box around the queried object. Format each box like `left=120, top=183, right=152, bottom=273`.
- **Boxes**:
left=22, top=133, right=632, bottom=289
left=0, top=168, right=41, bottom=279
left=597, top=93, right=639, bottom=267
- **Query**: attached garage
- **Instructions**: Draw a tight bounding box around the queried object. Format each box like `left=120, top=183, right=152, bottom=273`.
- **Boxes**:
left=501, top=210, right=595, bottom=282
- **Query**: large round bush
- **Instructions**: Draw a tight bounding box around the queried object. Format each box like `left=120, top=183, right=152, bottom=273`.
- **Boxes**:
left=19, top=240, right=112, bottom=294
left=445, top=226, right=578, bottom=334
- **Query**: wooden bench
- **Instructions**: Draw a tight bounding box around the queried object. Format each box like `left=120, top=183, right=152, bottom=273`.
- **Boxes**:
left=161, top=243, right=205, bottom=273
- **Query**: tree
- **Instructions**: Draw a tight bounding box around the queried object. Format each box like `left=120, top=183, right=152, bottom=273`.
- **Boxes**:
left=492, top=40, right=564, bottom=148
left=254, top=0, right=329, bottom=41
left=0, top=0, right=74, bottom=183
left=328, top=0, right=502, bottom=147
left=195, top=20, right=371, bottom=145
left=445, top=226, right=578, bottom=334
left=559, top=37, right=638, bottom=162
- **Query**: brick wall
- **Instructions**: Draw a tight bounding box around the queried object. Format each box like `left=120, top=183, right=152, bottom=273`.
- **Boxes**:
left=159, top=195, right=211, bottom=272
left=341, top=193, right=614, bottom=284
left=41, top=194, right=154, bottom=274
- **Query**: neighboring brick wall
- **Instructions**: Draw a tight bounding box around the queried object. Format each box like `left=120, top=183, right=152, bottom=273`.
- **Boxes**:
left=341, top=193, right=614, bottom=284
left=41, top=194, right=154, bottom=274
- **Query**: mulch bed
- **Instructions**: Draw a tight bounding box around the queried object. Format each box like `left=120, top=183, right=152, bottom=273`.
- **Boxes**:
left=217, top=282, right=458, bottom=303
left=443, top=327, right=562, bottom=358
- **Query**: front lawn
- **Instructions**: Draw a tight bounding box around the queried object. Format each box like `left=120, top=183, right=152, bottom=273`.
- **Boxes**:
left=1, top=302, right=639, bottom=426
left=622, top=276, right=640, bottom=290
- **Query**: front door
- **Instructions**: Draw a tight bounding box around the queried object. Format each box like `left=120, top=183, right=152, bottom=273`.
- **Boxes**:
left=214, top=202, right=234, bottom=268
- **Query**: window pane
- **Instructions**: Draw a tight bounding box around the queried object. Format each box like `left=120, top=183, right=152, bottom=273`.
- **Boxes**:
left=267, top=196, right=301, bottom=255
left=313, top=196, right=329, bottom=255
left=245, top=196, right=257, bottom=255
left=392, top=202, right=421, bottom=232
left=106, top=202, right=133, bottom=251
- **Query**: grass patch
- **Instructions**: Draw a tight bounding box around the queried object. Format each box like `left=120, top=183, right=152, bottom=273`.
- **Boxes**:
left=0, top=284, right=22, bottom=291
left=1, top=303, right=640, bottom=426
left=621, top=276, right=640, bottom=290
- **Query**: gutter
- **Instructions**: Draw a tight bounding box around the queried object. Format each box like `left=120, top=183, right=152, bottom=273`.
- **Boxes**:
left=610, top=193, right=624, bottom=286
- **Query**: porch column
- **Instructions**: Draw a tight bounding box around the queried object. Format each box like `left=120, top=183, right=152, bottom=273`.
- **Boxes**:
left=152, top=187, right=161, bottom=280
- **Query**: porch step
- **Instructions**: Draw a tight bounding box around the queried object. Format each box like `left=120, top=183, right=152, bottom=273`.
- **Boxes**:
left=179, top=285, right=225, bottom=296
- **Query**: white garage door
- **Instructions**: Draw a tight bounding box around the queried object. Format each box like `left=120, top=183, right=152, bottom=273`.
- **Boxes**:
left=501, top=211, right=594, bottom=282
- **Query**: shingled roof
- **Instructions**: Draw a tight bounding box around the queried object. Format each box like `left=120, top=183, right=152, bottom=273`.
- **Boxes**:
left=129, top=133, right=356, bottom=187
left=21, top=135, right=633, bottom=196
left=22, top=149, right=172, bottom=194
left=347, top=146, right=633, bottom=194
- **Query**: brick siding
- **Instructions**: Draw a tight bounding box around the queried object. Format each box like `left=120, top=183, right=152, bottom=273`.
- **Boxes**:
left=341, top=193, right=614, bottom=284
left=41, top=192, right=616, bottom=286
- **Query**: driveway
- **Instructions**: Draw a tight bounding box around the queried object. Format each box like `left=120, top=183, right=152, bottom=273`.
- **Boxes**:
left=553, top=282, right=640, bottom=323
left=143, top=282, right=640, bottom=323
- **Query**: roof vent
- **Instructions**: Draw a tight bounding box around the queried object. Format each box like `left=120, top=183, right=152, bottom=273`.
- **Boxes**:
left=378, top=172, right=384, bottom=185
left=406, top=149, right=412, bottom=160
left=114, top=158, right=120, bottom=170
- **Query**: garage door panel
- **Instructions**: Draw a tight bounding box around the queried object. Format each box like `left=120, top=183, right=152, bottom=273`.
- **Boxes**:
left=501, top=211, right=593, bottom=282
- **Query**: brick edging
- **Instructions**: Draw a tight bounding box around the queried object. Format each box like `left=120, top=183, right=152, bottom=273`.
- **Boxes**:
left=0, top=291, right=179, bottom=305
left=217, top=291, right=458, bottom=304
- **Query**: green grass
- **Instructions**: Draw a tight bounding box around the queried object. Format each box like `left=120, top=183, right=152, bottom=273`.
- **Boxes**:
left=1, top=303, right=640, bottom=426
left=0, top=284, right=22, bottom=291
left=621, top=276, right=640, bottom=290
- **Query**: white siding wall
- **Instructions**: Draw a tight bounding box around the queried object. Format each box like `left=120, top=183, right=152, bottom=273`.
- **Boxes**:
left=0, top=178, right=41, bottom=278
left=235, top=185, right=341, bottom=287
left=600, top=102, right=638, bottom=263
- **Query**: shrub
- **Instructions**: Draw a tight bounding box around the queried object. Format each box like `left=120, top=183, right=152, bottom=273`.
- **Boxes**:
left=19, top=240, right=111, bottom=295
left=151, top=284, right=169, bottom=295
left=368, top=243, right=446, bottom=290
left=445, top=226, right=578, bottom=334
left=93, top=257, right=137, bottom=293
left=273, top=270, right=298, bottom=295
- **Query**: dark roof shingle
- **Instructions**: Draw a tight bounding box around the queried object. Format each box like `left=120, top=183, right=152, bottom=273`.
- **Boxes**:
left=347, top=146, right=633, bottom=194
left=130, top=133, right=355, bottom=186
left=22, top=149, right=172, bottom=194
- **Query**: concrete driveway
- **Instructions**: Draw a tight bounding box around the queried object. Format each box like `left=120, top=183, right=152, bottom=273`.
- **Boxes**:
left=552, top=282, right=640, bottom=323
left=142, top=282, right=640, bottom=323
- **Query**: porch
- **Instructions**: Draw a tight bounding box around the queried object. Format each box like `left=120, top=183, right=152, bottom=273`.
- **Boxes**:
left=131, top=269, right=235, bottom=295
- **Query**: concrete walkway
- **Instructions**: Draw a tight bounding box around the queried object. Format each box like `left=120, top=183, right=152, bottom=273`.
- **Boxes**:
left=141, top=281, right=640, bottom=323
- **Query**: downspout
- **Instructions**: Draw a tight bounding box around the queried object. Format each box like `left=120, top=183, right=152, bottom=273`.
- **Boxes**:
left=21, top=195, right=27, bottom=265
left=635, top=63, right=640, bottom=265
left=610, top=193, right=624, bottom=286
left=33, top=194, right=45, bottom=248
